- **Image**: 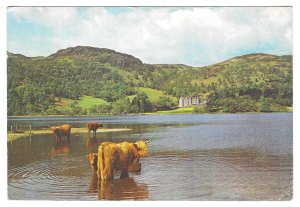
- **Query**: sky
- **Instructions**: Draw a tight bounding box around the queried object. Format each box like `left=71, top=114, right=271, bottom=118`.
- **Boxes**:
left=7, top=7, right=292, bottom=66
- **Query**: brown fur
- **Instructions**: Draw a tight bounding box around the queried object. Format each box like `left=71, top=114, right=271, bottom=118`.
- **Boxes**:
left=87, top=153, right=98, bottom=174
left=128, top=161, right=141, bottom=173
left=87, top=122, right=103, bottom=138
left=87, top=152, right=141, bottom=174
left=97, top=141, right=148, bottom=181
left=50, top=124, right=72, bottom=142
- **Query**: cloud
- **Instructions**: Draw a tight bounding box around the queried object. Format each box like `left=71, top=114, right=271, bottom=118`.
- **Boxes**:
left=7, top=7, right=292, bottom=66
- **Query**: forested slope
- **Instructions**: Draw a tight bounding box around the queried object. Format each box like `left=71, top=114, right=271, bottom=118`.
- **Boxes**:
left=7, top=46, right=292, bottom=115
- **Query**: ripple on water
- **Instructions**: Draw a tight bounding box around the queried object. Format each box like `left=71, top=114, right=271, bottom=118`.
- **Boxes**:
left=8, top=155, right=92, bottom=200
left=8, top=149, right=292, bottom=200
left=135, top=150, right=292, bottom=200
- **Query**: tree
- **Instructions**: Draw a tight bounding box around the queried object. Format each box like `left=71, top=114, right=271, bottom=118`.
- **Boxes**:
left=132, top=92, right=152, bottom=113
left=193, top=106, right=206, bottom=113
left=259, top=97, right=271, bottom=112
left=112, top=99, right=127, bottom=115
left=89, top=105, right=98, bottom=115
left=69, top=101, right=83, bottom=115
left=153, top=96, right=175, bottom=111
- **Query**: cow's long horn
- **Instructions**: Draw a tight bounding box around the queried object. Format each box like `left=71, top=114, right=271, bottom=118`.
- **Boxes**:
left=145, top=140, right=151, bottom=144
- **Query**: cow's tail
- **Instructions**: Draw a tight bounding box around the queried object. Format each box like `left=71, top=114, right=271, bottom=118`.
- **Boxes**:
left=97, top=144, right=105, bottom=180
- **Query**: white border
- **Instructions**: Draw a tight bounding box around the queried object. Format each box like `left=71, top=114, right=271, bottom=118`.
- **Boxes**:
left=0, top=0, right=296, bottom=7
left=1, top=1, right=299, bottom=207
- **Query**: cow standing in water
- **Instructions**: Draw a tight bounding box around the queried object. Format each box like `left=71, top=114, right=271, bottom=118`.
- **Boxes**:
left=87, top=122, right=103, bottom=139
left=50, top=124, right=72, bottom=142
left=97, top=140, right=149, bottom=181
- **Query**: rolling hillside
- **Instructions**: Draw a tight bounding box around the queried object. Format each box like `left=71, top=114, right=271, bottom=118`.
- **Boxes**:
left=7, top=46, right=292, bottom=115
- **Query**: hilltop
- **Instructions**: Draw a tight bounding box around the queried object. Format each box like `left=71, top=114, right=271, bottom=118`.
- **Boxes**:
left=7, top=46, right=292, bottom=115
left=49, top=46, right=144, bottom=71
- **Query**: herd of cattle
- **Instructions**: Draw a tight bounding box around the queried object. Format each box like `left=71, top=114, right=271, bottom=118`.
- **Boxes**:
left=50, top=122, right=149, bottom=181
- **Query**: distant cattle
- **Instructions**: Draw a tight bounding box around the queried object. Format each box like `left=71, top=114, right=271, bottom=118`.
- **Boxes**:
left=87, top=122, right=103, bottom=138
left=50, top=124, right=72, bottom=142
left=97, top=140, right=149, bottom=181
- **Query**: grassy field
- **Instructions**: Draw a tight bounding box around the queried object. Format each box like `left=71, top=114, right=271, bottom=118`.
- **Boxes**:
left=149, top=107, right=194, bottom=114
left=55, top=96, right=109, bottom=111
left=128, top=87, right=178, bottom=103
left=77, top=96, right=109, bottom=108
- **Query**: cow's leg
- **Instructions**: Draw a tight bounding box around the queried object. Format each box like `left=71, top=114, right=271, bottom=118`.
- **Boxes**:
left=120, top=168, right=129, bottom=178
left=103, top=167, right=113, bottom=181
left=97, top=145, right=104, bottom=180
left=98, top=179, right=104, bottom=199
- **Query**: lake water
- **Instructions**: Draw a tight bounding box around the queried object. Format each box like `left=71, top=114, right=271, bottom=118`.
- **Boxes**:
left=7, top=113, right=293, bottom=200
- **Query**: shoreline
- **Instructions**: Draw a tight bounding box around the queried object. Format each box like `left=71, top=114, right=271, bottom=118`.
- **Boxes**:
left=7, top=128, right=131, bottom=142
left=7, top=109, right=293, bottom=118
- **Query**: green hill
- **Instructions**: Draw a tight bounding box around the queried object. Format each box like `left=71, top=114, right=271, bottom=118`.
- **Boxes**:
left=7, top=46, right=292, bottom=115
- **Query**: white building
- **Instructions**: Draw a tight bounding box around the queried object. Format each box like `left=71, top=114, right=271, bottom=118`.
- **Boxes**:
left=178, top=96, right=200, bottom=107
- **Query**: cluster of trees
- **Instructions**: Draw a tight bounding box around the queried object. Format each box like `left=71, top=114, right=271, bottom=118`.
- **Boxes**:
left=193, top=97, right=273, bottom=114
left=7, top=82, right=55, bottom=115
left=203, top=83, right=291, bottom=113
left=205, top=96, right=260, bottom=113
left=111, top=93, right=177, bottom=115
left=7, top=48, right=293, bottom=116
left=51, top=92, right=177, bottom=116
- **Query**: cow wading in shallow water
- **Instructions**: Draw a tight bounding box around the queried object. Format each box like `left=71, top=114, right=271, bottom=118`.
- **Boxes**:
left=87, top=151, right=143, bottom=175
left=87, top=122, right=103, bottom=138
left=97, top=140, right=149, bottom=181
left=50, top=124, right=72, bottom=142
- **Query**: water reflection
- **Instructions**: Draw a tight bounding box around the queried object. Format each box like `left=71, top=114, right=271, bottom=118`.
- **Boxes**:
left=87, top=134, right=99, bottom=154
left=89, top=174, right=98, bottom=193
left=96, top=177, right=149, bottom=200
left=51, top=140, right=71, bottom=156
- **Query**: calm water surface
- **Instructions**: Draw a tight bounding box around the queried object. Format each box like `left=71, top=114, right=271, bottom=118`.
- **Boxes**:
left=7, top=113, right=293, bottom=200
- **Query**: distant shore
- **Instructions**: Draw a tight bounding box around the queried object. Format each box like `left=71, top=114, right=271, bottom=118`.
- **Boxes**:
left=7, top=128, right=131, bottom=142
left=8, top=106, right=293, bottom=118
